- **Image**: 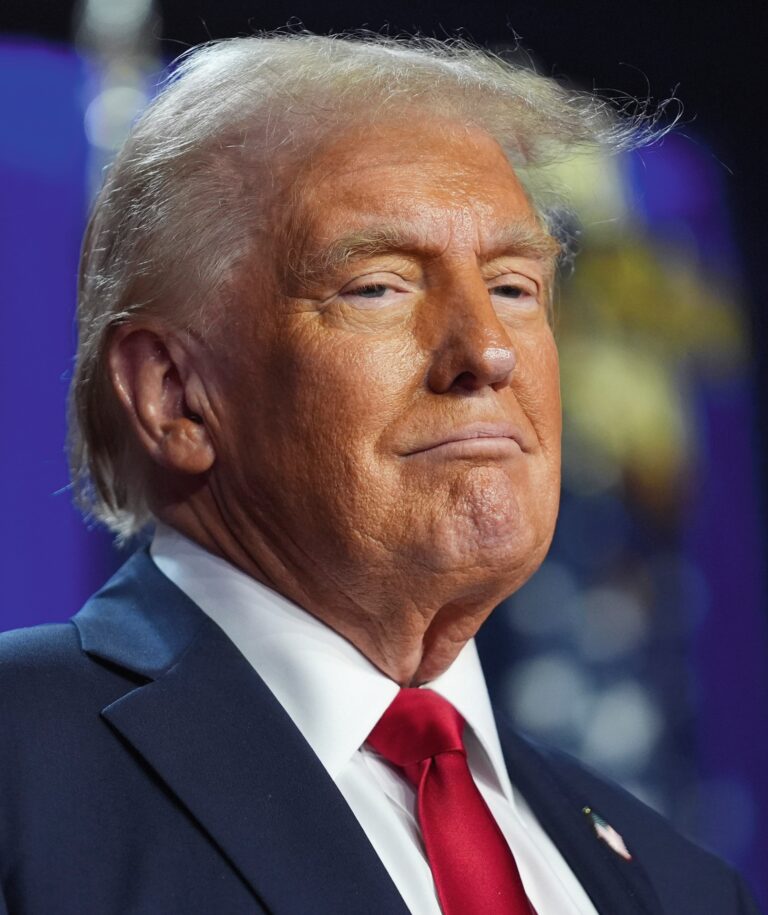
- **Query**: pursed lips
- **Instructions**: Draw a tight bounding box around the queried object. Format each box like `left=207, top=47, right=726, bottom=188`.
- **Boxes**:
left=402, top=422, right=527, bottom=458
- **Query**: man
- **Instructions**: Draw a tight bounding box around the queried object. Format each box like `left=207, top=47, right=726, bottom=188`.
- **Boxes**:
left=0, top=33, right=759, bottom=914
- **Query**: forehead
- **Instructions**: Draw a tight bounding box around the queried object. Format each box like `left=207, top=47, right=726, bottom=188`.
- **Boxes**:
left=288, top=118, right=539, bottom=250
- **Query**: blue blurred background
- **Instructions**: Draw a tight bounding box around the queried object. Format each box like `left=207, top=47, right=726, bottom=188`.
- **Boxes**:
left=2, top=0, right=766, bottom=908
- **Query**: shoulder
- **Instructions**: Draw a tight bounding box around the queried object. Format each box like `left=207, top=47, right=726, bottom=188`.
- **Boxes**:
left=0, top=619, right=141, bottom=746
left=510, top=729, right=760, bottom=912
left=534, top=738, right=708, bottom=853
left=0, top=620, right=87, bottom=694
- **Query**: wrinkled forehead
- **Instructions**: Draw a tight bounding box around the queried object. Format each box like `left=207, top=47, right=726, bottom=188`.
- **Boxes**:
left=275, top=117, right=552, bottom=263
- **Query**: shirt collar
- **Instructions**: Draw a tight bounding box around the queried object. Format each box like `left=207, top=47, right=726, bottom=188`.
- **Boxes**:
left=150, top=523, right=512, bottom=801
left=427, top=640, right=514, bottom=803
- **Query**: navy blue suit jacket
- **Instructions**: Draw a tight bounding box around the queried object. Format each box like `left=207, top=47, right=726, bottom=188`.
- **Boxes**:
left=0, top=549, right=760, bottom=913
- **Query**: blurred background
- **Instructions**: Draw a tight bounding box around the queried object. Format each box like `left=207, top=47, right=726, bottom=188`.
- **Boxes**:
left=1, top=0, right=766, bottom=908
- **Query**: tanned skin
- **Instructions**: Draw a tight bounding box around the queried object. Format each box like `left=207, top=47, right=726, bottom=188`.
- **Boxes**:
left=108, top=118, right=562, bottom=687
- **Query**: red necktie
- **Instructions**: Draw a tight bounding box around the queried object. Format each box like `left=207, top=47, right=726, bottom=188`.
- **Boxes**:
left=368, top=688, right=533, bottom=915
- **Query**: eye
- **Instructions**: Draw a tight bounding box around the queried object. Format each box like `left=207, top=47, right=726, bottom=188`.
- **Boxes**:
left=337, top=274, right=413, bottom=310
left=492, top=284, right=525, bottom=299
left=487, top=276, right=540, bottom=312
left=351, top=283, right=388, bottom=299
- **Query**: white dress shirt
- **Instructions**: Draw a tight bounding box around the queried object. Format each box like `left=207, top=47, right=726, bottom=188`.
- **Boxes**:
left=151, top=524, right=598, bottom=915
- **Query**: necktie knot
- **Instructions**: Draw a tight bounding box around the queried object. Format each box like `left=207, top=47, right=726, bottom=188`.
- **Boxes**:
left=367, top=687, right=535, bottom=914
left=368, top=688, right=466, bottom=771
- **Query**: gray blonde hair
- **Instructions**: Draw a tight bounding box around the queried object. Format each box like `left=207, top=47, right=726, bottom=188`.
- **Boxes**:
left=69, top=32, right=666, bottom=538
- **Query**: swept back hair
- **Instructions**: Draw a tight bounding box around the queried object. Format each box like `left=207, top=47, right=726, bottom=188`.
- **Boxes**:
left=69, top=31, right=670, bottom=538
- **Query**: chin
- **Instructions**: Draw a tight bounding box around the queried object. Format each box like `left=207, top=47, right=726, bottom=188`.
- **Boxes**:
left=417, top=473, right=557, bottom=588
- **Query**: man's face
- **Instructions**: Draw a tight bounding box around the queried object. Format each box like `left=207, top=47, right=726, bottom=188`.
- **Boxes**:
left=207, top=118, right=561, bottom=615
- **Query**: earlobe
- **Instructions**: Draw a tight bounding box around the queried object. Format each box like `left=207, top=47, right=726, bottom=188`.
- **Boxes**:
left=108, top=325, right=216, bottom=476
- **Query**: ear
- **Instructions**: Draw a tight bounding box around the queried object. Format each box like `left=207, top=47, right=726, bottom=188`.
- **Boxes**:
left=107, top=324, right=216, bottom=476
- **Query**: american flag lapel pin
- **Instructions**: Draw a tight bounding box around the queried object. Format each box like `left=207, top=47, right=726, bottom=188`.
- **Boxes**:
left=582, top=807, right=633, bottom=861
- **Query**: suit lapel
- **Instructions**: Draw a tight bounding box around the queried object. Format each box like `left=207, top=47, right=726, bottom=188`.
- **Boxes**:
left=497, top=723, right=664, bottom=915
left=76, top=549, right=665, bottom=914
left=74, top=550, right=409, bottom=915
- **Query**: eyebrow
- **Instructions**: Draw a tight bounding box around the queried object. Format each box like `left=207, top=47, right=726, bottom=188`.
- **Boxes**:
left=290, top=220, right=561, bottom=287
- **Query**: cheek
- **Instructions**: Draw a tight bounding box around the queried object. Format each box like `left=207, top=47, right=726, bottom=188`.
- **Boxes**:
left=541, top=337, right=562, bottom=438
left=516, top=328, right=561, bottom=443
left=267, top=324, right=421, bottom=460
left=258, top=327, right=428, bottom=548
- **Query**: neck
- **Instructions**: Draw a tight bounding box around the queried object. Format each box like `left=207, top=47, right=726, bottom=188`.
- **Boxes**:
left=156, top=501, right=503, bottom=686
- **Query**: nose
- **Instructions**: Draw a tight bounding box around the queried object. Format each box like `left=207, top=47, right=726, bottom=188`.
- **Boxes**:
left=425, top=279, right=517, bottom=394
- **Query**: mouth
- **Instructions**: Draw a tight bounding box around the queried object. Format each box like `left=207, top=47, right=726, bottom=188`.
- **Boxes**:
left=403, top=422, right=526, bottom=459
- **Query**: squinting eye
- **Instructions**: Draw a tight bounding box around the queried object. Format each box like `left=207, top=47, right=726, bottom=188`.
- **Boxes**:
left=337, top=274, right=413, bottom=310
left=492, top=285, right=525, bottom=299
left=351, top=283, right=388, bottom=298
left=488, top=280, right=539, bottom=311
